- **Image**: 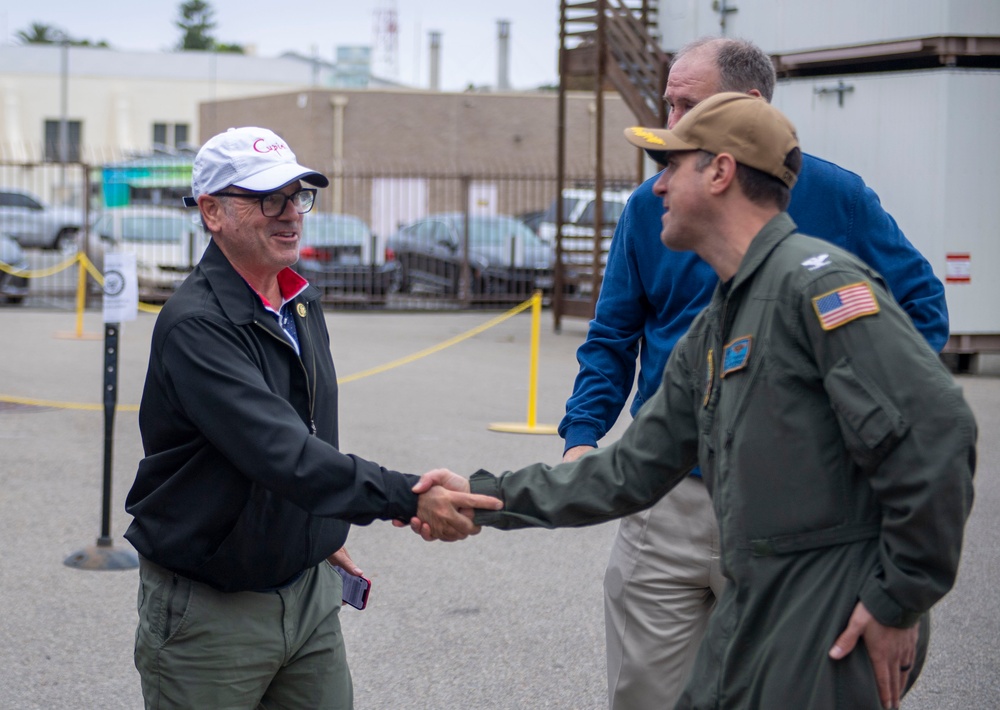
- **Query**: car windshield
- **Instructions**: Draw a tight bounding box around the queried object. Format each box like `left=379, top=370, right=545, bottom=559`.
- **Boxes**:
left=302, top=215, right=371, bottom=246
left=0, top=191, right=44, bottom=210
left=466, top=217, right=545, bottom=247
left=578, top=198, right=626, bottom=226
left=97, top=214, right=188, bottom=243
left=541, top=196, right=581, bottom=223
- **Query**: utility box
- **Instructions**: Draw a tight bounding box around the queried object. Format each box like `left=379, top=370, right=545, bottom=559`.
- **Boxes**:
left=773, top=67, right=1000, bottom=351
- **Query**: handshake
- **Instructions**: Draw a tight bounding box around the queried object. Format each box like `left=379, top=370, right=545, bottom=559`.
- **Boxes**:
left=395, top=469, right=503, bottom=542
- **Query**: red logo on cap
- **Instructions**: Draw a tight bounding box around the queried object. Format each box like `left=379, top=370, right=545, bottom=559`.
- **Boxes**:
left=253, top=138, right=288, bottom=154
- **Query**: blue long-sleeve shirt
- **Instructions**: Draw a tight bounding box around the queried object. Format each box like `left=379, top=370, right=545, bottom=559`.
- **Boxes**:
left=560, top=152, right=949, bottom=450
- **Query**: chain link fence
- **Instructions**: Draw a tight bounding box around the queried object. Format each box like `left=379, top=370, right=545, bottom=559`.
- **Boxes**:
left=0, top=158, right=637, bottom=311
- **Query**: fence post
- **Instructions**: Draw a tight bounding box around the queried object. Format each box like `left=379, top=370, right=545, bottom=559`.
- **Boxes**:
left=459, top=175, right=472, bottom=304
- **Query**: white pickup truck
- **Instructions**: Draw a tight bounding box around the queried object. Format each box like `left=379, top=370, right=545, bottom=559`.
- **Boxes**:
left=0, top=188, right=85, bottom=250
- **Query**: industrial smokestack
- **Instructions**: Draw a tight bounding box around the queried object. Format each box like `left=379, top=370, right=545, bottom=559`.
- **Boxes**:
left=497, top=20, right=511, bottom=91
left=429, top=31, right=442, bottom=91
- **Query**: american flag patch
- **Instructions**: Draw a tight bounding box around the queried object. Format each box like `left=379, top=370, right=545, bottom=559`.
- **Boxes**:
left=812, top=282, right=880, bottom=331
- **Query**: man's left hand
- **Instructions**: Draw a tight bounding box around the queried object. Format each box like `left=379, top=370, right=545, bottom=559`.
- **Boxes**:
left=829, top=601, right=918, bottom=710
left=327, top=547, right=363, bottom=577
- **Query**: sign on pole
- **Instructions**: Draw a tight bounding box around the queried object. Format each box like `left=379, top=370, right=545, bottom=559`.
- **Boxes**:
left=65, top=251, right=139, bottom=570
left=102, top=251, right=138, bottom=323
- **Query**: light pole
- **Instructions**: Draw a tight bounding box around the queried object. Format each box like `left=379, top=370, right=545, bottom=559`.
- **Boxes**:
left=56, top=32, right=70, bottom=199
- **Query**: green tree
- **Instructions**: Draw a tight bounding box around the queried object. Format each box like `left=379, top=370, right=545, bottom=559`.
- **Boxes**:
left=175, top=1, right=244, bottom=53
left=176, top=0, right=216, bottom=50
left=214, top=42, right=245, bottom=54
left=16, top=22, right=64, bottom=44
left=15, top=23, right=111, bottom=48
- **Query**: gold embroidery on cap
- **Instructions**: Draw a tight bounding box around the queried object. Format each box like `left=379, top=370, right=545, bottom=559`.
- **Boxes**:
left=631, top=127, right=666, bottom=146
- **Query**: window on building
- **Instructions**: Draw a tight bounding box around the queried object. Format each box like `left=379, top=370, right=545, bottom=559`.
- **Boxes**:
left=44, top=120, right=82, bottom=163
left=153, top=122, right=191, bottom=151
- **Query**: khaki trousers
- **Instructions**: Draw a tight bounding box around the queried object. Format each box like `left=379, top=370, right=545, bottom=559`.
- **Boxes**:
left=135, top=558, right=352, bottom=710
left=603, top=475, right=726, bottom=710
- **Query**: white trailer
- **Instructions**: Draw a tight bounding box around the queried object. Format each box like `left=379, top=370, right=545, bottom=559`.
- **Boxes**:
left=773, top=67, right=1000, bottom=356
left=658, top=0, right=999, bottom=55
left=654, top=0, right=1000, bottom=361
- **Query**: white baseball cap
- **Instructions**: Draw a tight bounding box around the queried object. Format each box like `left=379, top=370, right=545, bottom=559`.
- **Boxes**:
left=182, top=126, right=329, bottom=207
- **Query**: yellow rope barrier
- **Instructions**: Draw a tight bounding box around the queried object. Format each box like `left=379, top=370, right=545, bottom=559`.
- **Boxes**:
left=0, top=393, right=139, bottom=413
left=0, top=260, right=26, bottom=275
left=1, top=251, right=163, bottom=314
left=0, top=253, right=78, bottom=278
left=1, top=294, right=545, bottom=415
left=336, top=297, right=534, bottom=384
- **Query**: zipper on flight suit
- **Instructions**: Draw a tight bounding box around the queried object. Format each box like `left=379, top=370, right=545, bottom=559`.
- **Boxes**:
left=716, top=288, right=767, bottom=450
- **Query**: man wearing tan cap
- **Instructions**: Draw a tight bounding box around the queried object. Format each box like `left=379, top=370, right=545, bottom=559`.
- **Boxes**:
left=413, top=93, right=975, bottom=709
left=125, top=126, right=500, bottom=709
left=559, top=37, right=950, bottom=710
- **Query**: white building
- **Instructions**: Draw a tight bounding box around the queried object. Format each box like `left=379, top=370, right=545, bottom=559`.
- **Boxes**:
left=0, top=43, right=396, bottom=162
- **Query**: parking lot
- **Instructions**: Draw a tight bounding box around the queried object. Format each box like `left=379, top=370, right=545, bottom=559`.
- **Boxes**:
left=1, top=307, right=997, bottom=709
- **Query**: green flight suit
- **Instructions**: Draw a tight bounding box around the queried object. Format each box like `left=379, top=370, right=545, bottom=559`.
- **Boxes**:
left=472, top=213, right=976, bottom=709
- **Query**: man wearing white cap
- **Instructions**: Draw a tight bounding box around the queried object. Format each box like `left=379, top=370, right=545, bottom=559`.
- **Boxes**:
left=419, top=94, right=975, bottom=709
left=125, top=127, right=500, bottom=709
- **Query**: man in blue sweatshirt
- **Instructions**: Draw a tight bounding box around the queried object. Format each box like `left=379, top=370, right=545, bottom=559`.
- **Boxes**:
left=558, top=37, right=949, bottom=710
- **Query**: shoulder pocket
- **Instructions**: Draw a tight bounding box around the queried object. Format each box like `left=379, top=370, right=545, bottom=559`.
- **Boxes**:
left=824, top=357, right=909, bottom=469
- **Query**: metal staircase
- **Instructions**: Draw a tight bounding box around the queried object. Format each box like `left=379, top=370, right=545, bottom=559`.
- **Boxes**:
left=554, top=0, right=670, bottom=325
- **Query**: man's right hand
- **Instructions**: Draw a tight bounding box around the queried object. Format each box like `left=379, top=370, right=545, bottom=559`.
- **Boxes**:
left=829, top=601, right=918, bottom=710
left=408, top=469, right=503, bottom=542
left=562, top=445, right=595, bottom=463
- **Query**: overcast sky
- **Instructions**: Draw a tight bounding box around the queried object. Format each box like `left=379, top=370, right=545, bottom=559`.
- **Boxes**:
left=0, top=0, right=562, bottom=91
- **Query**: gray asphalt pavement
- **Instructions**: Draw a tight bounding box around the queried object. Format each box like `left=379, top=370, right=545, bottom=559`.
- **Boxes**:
left=0, top=307, right=997, bottom=709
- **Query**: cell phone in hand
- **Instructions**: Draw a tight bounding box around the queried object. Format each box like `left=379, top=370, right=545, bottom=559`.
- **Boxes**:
left=333, top=565, right=371, bottom=610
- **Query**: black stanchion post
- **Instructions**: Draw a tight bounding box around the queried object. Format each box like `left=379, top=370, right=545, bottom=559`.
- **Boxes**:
left=64, top=322, right=138, bottom=570
left=99, top=322, right=118, bottom=545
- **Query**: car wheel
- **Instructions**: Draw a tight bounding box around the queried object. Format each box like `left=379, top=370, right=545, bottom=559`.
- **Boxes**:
left=54, top=228, right=80, bottom=252
left=389, top=263, right=409, bottom=294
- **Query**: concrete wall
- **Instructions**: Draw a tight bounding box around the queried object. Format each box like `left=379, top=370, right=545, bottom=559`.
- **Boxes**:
left=199, top=88, right=642, bottom=177
left=196, top=89, right=645, bottom=232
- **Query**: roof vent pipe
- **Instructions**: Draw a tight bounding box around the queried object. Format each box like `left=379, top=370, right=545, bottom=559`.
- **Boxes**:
left=429, top=31, right=442, bottom=91
left=497, top=20, right=511, bottom=91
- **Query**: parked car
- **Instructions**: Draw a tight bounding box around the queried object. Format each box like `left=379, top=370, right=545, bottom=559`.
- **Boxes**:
left=295, top=213, right=395, bottom=299
left=85, top=207, right=207, bottom=301
left=385, top=213, right=554, bottom=297
left=518, top=209, right=546, bottom=235
left=0, top=233, right=29, bottom=304
left=536, top=188, right=632, bottom=295
left=0, top=188, right=85, bottom=250
left=536, top=187, right=631, bottom=249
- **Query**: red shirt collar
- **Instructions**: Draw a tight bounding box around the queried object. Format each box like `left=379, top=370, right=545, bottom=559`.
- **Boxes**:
left=253, top=268, right=309, bottom=310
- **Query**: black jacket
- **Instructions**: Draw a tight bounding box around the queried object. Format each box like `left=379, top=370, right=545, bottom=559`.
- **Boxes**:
left=125, top=240, right=419, bottom=592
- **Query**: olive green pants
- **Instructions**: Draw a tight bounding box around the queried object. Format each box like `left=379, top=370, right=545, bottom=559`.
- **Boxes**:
left=134, top=558, right=352, bottom=710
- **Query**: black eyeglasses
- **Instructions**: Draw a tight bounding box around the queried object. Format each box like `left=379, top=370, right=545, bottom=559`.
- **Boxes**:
left=212, top=188, right=317, bottom=217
